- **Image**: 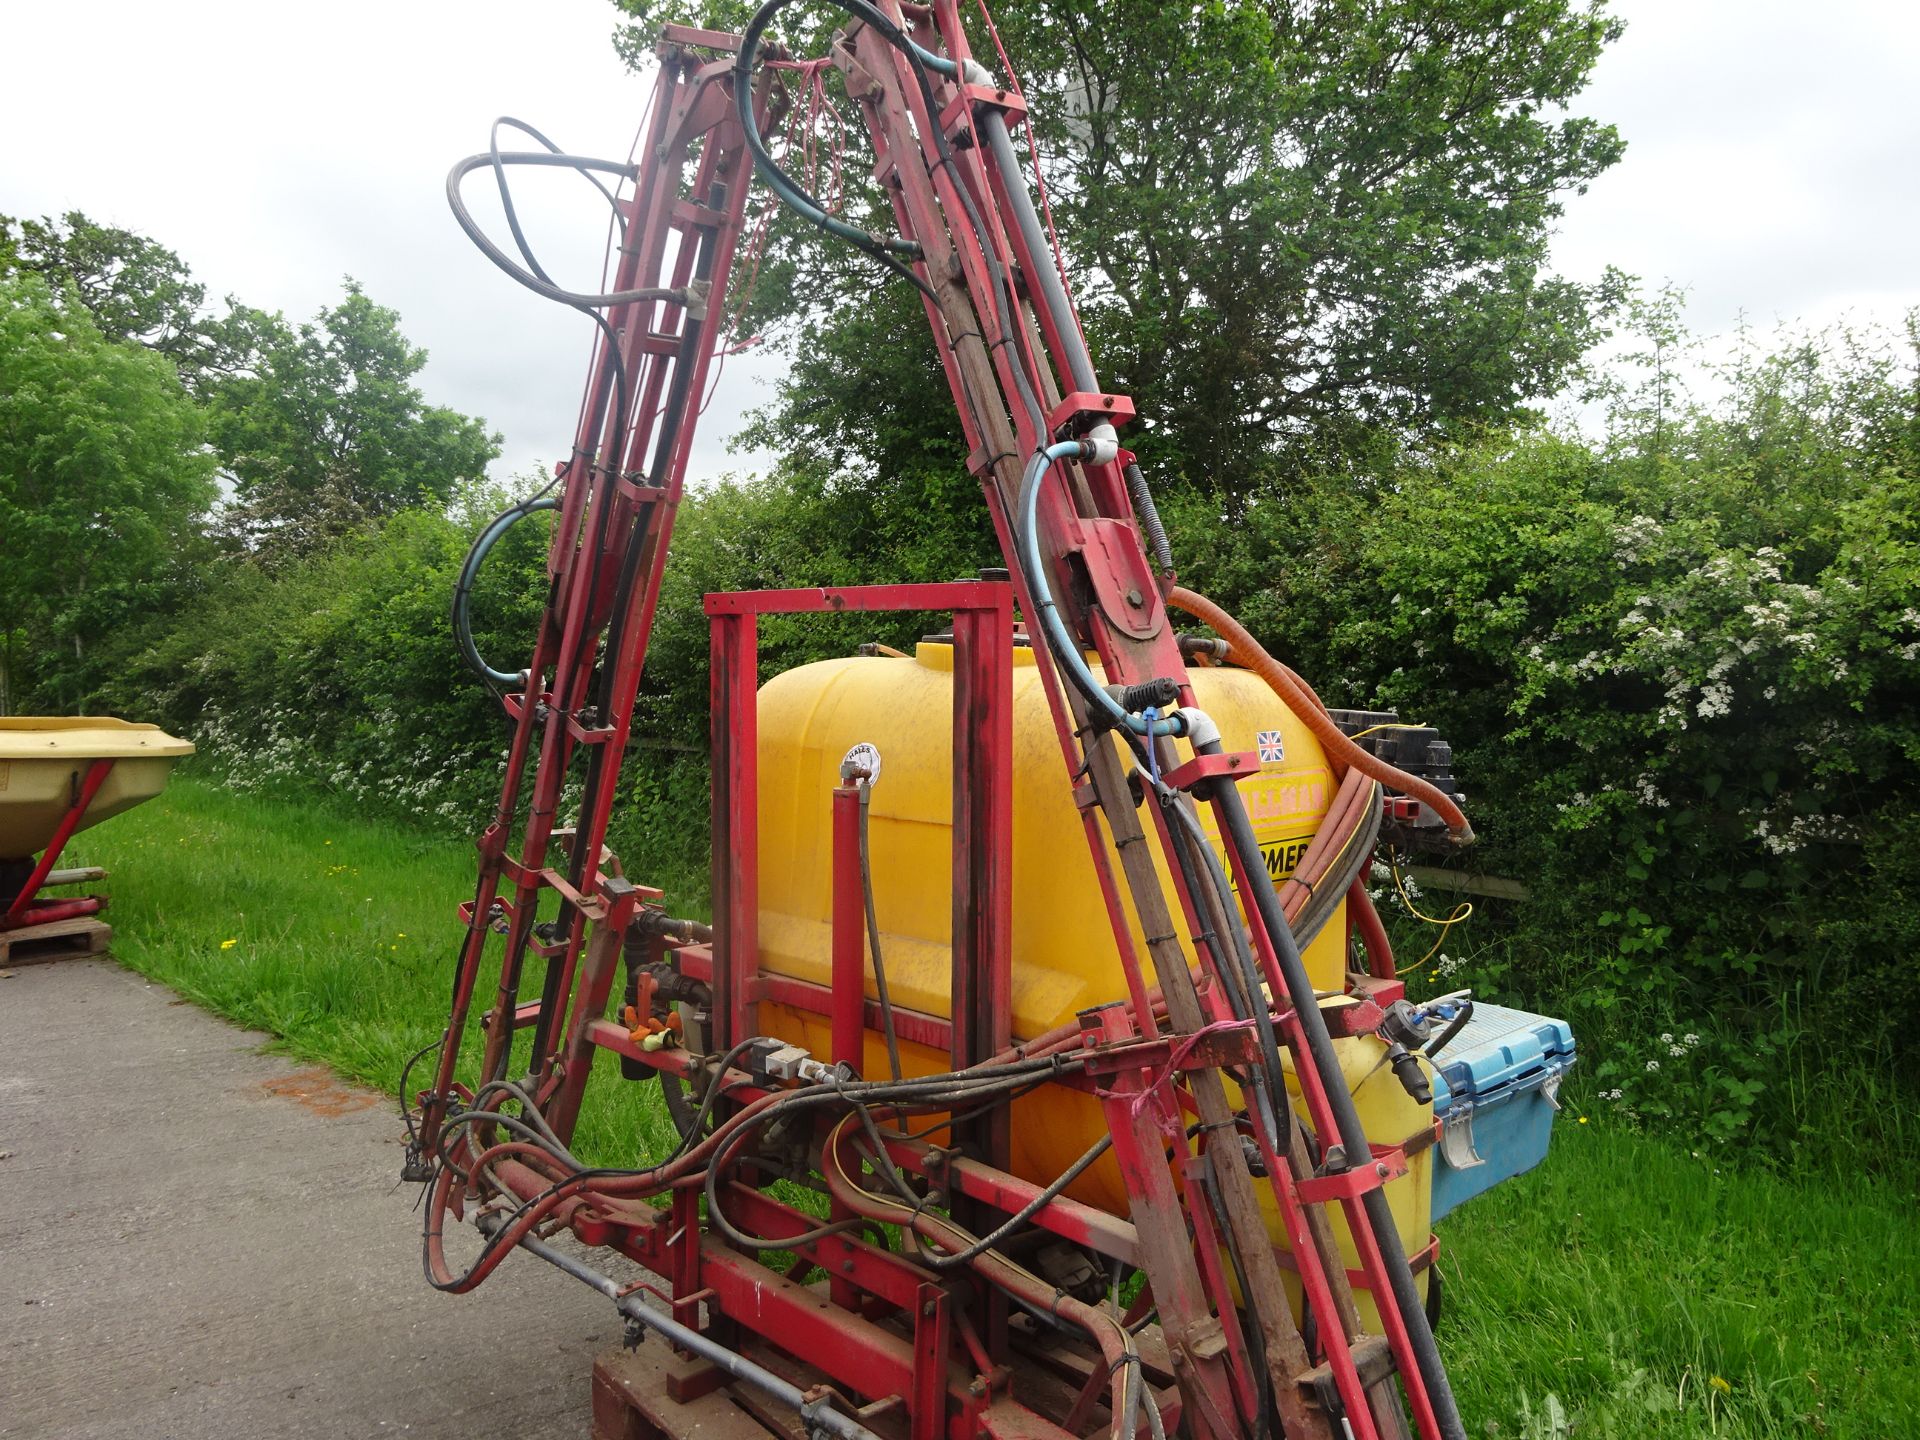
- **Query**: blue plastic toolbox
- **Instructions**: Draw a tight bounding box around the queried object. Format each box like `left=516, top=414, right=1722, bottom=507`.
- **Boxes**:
left=1428, top=1001, right=1576, bottom=1221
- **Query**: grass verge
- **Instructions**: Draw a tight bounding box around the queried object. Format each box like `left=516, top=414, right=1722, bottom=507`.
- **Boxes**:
left=63, top=772, right=1920, bottom=1438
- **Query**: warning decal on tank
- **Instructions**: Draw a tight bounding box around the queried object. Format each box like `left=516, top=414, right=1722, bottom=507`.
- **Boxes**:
left=1256, top=729, right=1286, bottom=765
left=1240, top=768, right=1330, bottom=829
left=1207, top=826, right=1320, bottom=893
left=1261, top=833, right=1316, bottom=881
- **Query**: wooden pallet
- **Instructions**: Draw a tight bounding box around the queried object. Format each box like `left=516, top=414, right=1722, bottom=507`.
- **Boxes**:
left=0, top=915, right=111, bottom=967
left=594, top=1345, right=791, bottom=1440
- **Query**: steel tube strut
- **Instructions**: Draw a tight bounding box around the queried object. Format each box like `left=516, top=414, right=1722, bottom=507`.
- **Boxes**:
left=505, top=1228, right=886, bottom=1440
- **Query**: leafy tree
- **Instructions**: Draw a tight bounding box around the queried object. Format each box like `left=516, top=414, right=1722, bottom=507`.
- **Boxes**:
left=613, top=0, right=1625, bottom=506
left=207, top=282, right=501, bottom=560
left=0, top=272, right=217, bottom=712
left=0, top=211, right=249, bottom=389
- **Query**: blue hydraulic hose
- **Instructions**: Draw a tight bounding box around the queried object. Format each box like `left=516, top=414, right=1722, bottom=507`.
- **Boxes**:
left=1017, top=443, right=1184, bottom=739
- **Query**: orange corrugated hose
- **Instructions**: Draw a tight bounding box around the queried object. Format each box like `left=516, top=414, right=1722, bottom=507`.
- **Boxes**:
left=1167, top=585, right=1475, bottom=844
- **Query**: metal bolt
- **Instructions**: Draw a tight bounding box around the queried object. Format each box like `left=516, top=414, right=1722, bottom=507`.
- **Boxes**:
left=1126, top=587, right=1144, bottom=608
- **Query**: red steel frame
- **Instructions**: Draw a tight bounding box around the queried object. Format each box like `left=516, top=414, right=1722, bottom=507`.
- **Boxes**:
left=420, top=9, right=1461, bottom=1440
left=705, top=580, right=1012, bottom=1094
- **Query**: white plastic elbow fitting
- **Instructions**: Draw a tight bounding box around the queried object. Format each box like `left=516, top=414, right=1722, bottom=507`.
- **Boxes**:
left=1084, top=422, right=1120, bottom=467
left=1178, top=706, right=1221, bottom=751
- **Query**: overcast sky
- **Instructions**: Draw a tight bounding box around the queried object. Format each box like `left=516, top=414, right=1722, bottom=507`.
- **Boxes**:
left=6, top=1, right=1917, bottom=486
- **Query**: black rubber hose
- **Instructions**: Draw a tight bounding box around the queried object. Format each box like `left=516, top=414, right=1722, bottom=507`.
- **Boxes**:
left=735, top=0, right=1046, bottom=430
left=1150, top=773, right=1291, bottom=1154
left=917, top=1133, right=1111, bottom=1268
left=1207, top=756, right=1467, bottom=1440
left=1424, top=1000, right=1474, bottom=1059
left=977, top=110, right=1173, bottom=576
left=447, top=151, right=688, bottom=310
left=452, top=495, right=559, bottom=688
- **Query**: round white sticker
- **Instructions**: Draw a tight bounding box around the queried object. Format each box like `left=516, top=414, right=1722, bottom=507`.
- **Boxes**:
left=841, top=741, right=883, bottom=786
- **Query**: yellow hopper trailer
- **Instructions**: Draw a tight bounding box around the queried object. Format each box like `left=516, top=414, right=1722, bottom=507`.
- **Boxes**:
left=0, top=717, right=192, bottom=933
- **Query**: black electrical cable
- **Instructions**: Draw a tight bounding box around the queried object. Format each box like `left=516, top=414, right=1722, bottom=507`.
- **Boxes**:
left=915, top=1133, right=1111, bottom=1269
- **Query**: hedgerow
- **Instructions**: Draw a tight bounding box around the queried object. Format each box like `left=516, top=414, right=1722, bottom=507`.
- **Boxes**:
left=105, top=311, right=1920, bottom=1171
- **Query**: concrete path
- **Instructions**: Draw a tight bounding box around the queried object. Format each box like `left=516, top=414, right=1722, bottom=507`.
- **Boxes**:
left=0, top=958, right=610, bottom=1439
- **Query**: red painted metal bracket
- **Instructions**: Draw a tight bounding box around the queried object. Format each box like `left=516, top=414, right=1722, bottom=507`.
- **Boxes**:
left=1045, top=389, right=1135, bottom=439
left=1293, top=1149, right=1411, bottom=1206
left=1159, top=750, right=1262, bottom=792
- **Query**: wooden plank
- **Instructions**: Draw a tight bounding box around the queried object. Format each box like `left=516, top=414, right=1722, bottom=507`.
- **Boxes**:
left=1404, top=866, right=1531, bottom=902
left=42, top=867, right=107, bottom=887
left=0, top=916, right=110, bottom=967
left=592, top=1344, right=785, bottom=1440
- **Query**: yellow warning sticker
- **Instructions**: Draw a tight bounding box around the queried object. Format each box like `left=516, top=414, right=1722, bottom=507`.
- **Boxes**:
left=1261, top=833, right=1317, bottom=882
left=1237, top=767, right=1332, bottom=831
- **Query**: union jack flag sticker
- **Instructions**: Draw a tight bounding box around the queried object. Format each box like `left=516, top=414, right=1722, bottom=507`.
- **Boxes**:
left=1256, top=729, right=1286, bottom=765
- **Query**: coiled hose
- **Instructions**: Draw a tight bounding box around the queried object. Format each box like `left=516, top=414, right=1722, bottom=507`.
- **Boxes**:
left=1168, top=586, right=1473, bottom=843
left=452, top=496, right=558, bottom=687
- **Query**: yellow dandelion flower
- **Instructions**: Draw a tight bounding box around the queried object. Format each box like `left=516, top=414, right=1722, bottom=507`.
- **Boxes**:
left=1709, top=1376, right=1731, bottom=1394
left=1577, top=1116, right=1588, bottom=1124
left=220, top=938, right=238, bottom=950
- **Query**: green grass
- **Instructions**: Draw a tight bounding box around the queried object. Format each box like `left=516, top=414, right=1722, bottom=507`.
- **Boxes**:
left=67, top=772, right=1920, bottom=1438
left=63, top=769, right=676, bottom=1164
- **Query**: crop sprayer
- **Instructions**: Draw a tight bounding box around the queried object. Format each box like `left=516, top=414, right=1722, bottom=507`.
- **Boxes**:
left=412, top=5, right=1575, bottom=1438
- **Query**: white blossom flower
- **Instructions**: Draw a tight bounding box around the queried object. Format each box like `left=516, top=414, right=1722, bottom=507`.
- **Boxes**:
left=1696, top=683, right=1733, bottom=720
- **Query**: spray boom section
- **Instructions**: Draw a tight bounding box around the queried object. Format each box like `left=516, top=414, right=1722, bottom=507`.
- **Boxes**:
left=418, top=7, right=1493, bottom=1440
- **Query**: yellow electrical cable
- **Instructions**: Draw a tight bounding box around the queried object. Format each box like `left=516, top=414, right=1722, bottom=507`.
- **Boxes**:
left=1387, top=848, right=1473, bottom=970
left=1283, top=778, right=1381, bottom=917
left=1347, top=721, right=1429, bottom=742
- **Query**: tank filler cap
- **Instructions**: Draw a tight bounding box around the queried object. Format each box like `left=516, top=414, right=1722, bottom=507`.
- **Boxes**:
left=840, top=741, right=882, bottom=786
